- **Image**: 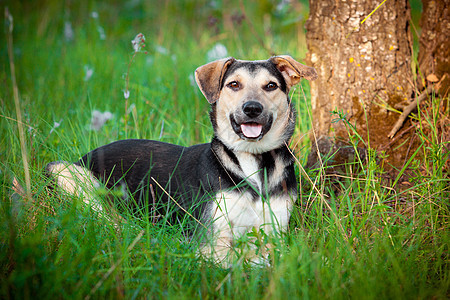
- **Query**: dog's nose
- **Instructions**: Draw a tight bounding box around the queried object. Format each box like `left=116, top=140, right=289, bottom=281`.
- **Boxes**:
left=242, top=101, right=263, bottom=118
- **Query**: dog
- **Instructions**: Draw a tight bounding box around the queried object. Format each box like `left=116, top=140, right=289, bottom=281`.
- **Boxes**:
left=45, top=55, right=317, bottom=262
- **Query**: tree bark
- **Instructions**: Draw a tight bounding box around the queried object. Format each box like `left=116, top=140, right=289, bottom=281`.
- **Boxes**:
left=417, top=0, right=450, bottom=96
left=304, top=0, right=414, bottom=170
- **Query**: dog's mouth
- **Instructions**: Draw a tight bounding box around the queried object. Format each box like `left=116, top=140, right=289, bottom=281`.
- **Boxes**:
left=240, top=123, right=263, bottom=139
left=230, top=114, right=273, bottom=141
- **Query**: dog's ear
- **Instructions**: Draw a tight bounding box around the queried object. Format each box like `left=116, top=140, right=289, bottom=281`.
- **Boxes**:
left=270, top=55, right=317, bottom=88
left=195, top=57, right=236, bottom=104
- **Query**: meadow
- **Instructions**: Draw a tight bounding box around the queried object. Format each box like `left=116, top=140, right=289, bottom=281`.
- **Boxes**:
left=1, top=0, right=448, bottom=298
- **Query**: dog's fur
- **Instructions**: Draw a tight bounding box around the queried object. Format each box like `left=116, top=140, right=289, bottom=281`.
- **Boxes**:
left=46, top=55, right=317, bottom=261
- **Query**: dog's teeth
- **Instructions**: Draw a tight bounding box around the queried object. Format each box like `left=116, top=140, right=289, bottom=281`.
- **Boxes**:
left=241, top=123, right=262, bottom=138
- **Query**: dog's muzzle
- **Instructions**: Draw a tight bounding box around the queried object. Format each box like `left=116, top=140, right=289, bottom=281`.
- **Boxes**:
left=230, top=101, right=273, bottom=141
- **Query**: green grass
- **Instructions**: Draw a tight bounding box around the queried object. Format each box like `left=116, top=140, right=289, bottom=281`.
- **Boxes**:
left=1, top=0, right=449, bottom=298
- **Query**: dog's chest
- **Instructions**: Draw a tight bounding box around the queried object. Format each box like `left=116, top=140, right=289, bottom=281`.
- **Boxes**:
left=207, top=150, right=295, bottom=240
left=210, top=189, right=293, bottom=242
left=233, top=151, right=287, bottom=196
left=235, top=152, right=262, bottom=191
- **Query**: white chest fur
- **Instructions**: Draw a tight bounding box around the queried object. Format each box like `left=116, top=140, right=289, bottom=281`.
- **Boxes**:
left=235, top=152, right=262, bottom=191
left=211, top=190, right=293, bottom=235
left=208, top=189, right=294, bottom=258
left=204, top=149, right=296, bottom=261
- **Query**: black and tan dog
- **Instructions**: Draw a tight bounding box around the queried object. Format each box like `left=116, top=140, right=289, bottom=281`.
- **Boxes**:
left=46, top=55, right=317, bottom=261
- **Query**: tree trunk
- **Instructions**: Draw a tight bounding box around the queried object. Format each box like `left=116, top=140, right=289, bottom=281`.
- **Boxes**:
left=417, top=0, right=450, bottom=96
left=304, top=0, right=414, bottom=170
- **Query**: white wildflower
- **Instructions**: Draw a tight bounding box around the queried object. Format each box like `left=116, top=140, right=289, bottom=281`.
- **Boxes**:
left=124, top=90, right=130, bottom=99
left=28, top=125, right=35, bottom=137
left=64, top=21, right=74, bottom=42
left=131, top=33, right=146, bottom=53
left=91, top=11, right=99, bottom=19
left=206, top=43, right=228, bottom=62
left=209, top=0, right=219, bottom=9
left=91, top=110, right=113, bottom=131
left=84, top=65, right=94, bottom=81
left=49, top=120, right=62, bottom=135
left=155, top=45, right=169, bottom=55
left=97, top=26, right=106, bottom=40
left=276, top=0, right=291, bottom=13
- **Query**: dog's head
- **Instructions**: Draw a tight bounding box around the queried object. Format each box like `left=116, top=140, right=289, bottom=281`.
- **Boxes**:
left=195, top=55, right=317, bottom=154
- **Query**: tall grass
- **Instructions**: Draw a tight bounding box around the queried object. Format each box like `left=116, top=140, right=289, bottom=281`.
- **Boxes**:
left=1, top=0, right=448, bottom=298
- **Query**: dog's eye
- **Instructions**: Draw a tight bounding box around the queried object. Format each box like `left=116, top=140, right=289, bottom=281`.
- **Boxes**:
left=264, top=82, right=278, bottom=91
left=227, top=81, right=240, bottom=90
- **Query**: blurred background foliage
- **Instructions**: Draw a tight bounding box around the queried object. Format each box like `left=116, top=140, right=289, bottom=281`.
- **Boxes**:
left=1, top=0, right=315, bottom=163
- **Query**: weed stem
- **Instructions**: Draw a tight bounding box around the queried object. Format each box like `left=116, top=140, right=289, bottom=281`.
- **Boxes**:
left=6, top=7, right=32, bottom=203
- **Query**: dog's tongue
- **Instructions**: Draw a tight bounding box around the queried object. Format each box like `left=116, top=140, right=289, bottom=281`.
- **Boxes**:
left=241, top=123, right=262, bottom=138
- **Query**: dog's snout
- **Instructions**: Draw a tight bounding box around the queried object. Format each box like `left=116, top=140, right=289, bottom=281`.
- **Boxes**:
left=242, top=101, right=263, bottom=118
